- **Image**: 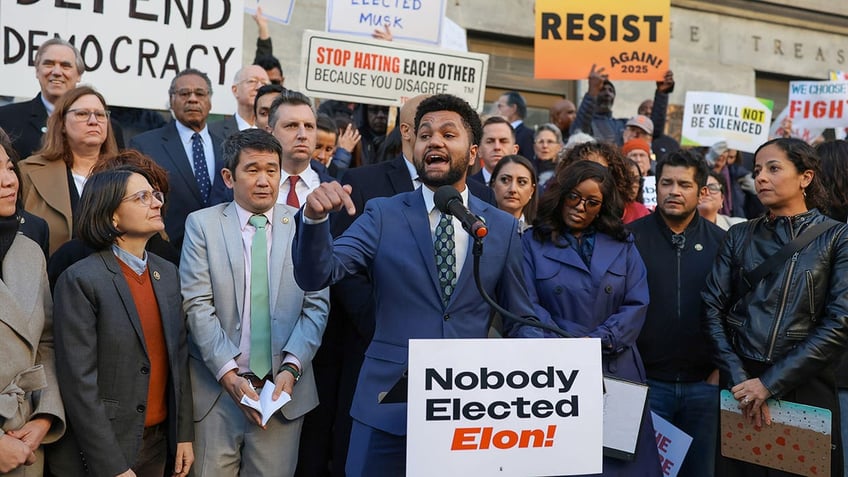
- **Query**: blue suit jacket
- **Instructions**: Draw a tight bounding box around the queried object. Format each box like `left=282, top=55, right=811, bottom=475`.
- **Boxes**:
left=294, top=189, right=536, bottom=435
left=129, top=121, right=231, bottom=250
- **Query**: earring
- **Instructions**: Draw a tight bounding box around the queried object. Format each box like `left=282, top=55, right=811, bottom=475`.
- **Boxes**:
left=802, top=189, right=807, bottom=198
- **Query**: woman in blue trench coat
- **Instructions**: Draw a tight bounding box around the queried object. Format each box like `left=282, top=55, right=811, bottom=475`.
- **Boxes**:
left=511, top=160, right=661, bottom=477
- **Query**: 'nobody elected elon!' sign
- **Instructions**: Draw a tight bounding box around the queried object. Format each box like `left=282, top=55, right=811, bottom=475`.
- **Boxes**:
left=0, top=1, right=243, bottom=114
left=407, top=339, right=603, bottom=476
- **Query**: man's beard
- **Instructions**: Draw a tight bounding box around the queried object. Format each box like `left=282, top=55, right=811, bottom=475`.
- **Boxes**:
left=416, top=153, right=469, bottom=188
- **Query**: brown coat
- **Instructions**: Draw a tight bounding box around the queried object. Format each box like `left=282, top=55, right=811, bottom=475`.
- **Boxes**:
left=18, top=154, right=73, bottom=255
left=0, top=234, right=66, bottom=475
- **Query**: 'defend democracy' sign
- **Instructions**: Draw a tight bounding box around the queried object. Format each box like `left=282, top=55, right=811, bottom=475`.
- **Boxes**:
left=1, top=1, right=243, bottom=114
left=407, top=339, right=603, bottom=477
left=300, top=30, right=488, bottom=111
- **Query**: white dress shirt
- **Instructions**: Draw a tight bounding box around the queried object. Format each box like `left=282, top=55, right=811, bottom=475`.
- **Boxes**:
left=278, top=164, right=321, bottom=207
left=174, top=120, right=215, bottom=184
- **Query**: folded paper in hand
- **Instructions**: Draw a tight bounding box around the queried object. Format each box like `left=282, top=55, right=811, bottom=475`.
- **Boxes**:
left=239, top=380, right=291, bottom=426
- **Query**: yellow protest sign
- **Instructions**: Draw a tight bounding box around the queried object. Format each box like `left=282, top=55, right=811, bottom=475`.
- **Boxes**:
left=534, top=0, right=670, bottom=81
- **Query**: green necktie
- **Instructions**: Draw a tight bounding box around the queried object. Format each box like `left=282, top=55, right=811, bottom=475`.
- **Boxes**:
left=248, top=214, right=272, bottom=377
left=434, top=213, right=457, bottom=305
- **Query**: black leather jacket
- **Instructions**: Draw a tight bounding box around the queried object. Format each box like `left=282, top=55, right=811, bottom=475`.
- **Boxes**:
left=702, top=209, right=848, bottom=398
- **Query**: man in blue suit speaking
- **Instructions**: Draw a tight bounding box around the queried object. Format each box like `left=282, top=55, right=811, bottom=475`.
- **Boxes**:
left=292, top=94, right=538, bottom=476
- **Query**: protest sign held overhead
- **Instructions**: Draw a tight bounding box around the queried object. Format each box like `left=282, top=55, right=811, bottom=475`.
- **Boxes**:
left=407, top=338, right=603, bottom=477
left=534, top=0, right=669, bottom=80
left=681, top=92, right=773, bottom=153
left=300, top=30, right=488, bottom=111
left=244, top=0, right=296, bottom=25
left=326, top=0, right=446, bottom=45
left=788, top=80, right=848, bottom=130
left=0, top=1, right=243, bottom=114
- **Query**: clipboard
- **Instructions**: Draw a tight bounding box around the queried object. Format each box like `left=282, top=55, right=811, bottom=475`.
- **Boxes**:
left=602, top=376, right=649, bottom=461
left=719, top=390, right=832, bottom=477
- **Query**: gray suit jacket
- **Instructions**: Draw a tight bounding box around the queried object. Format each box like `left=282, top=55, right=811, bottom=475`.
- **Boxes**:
left=180, top=202, right=329, bottom=421
left=52, top=250, right=192, bottom=477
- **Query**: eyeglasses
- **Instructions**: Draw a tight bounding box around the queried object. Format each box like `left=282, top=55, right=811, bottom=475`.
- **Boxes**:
left=67, top=109, right=109, bottom=123
left=564, top=191, right=602, bottom=210
left=239, top=77, right=270, bottom=88
left=706, top=183, right=723, bottom=193
left=122, top=190, right=165, bottom=206
left=172, top=88, right=210, bottom=100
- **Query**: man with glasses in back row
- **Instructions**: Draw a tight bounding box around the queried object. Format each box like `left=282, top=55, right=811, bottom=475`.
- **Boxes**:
left=130, top=68, right=231, bottom=252
left=209, top=65, right=271, bottom=140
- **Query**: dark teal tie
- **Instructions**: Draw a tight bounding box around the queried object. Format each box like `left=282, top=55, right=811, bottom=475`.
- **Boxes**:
left=248, top=214, right=271, bottom=377
left=434, top=213, right=457, bottom=305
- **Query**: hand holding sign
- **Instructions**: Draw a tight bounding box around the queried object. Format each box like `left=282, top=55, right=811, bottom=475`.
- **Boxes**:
left=588, top=64, right=608, bottom=97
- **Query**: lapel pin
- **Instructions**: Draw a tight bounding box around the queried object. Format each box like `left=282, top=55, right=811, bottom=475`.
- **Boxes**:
left=282, top=217, right=290, bottom=224
left=152, top=271, right=161, bottom=280
left=41, top=126, right=48, bottom=133
left=694, top=244, right=703, bottom=251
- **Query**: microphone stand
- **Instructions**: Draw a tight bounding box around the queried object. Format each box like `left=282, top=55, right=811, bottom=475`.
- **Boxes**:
left=472, top=237, right=573, bottom=339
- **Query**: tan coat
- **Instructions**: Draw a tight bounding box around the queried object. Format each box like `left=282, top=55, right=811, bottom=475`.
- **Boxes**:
left=0, top=234, right=65, bottom=475
left=18, top=155, right=73, bottom=255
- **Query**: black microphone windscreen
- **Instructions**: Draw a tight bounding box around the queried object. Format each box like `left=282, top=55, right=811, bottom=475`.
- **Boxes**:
left=434, top=186, right=461, bottom=214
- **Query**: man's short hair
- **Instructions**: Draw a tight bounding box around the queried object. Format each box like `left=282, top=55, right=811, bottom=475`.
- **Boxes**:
left=254, top=55, right=283, bottom=76
left=222, top=129, right=282, bottom=175
left=168, top=68, right=213, bottom=97
left=253, top=84, right=286, bottom=115
left=482, top=116, right=516, bottom=141
left=268, top=90, right=314, bottom=129
left=414, top=94, right=483, bottom=146
left=503, top=91, right=527, bottom=119
left=35, top=38, right=85, bottom=75
left=656, top=149, right=709, bottom=188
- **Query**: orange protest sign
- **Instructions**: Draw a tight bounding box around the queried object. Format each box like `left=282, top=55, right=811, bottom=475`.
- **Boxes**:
left=534, top=0, right=670, bottom=81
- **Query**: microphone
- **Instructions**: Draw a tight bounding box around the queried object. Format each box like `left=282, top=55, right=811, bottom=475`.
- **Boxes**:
left=433, top=186, right=488, bottom=239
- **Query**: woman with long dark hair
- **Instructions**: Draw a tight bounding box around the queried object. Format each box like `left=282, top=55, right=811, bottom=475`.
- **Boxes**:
left=703, top=138, right=848, bottom=476
left=514, top=160, right=660, bottom=476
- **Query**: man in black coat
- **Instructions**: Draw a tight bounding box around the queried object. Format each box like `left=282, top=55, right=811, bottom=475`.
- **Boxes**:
left=629, top=150, right=726, bottom=477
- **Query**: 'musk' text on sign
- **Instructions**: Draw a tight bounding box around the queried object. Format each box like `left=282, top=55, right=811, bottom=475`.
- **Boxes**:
left=0, top=1, right=243, bottom=114
left=300, top=30, right=488, bottom=111
left=326, top=0, right=446, bottom=45
left=681, top=91, right=773, bottom=153
left=407, top=338, right=603, bottom=477
left=534, top=0, right=669, bottom=81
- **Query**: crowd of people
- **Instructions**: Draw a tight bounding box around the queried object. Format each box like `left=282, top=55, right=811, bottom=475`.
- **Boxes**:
left=2, top=15, right=848, bottom=477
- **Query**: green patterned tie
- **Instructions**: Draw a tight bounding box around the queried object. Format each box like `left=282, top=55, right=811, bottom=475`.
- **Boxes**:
left=248, top=214, right=272, bottom=377
left=434, top=213, right=457, bottom=305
